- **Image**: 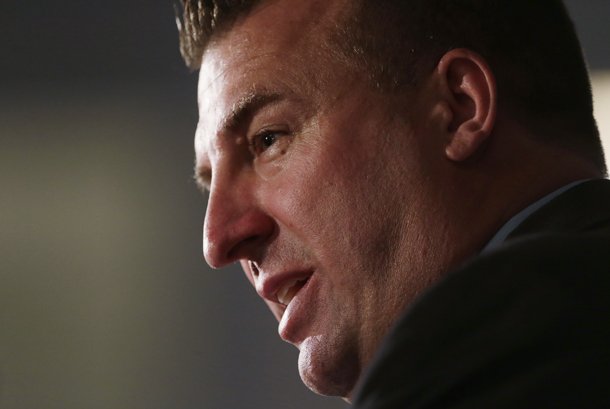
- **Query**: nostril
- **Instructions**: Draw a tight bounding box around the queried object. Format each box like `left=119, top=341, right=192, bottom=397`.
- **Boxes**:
left=249, top=261, right=260, bottom=277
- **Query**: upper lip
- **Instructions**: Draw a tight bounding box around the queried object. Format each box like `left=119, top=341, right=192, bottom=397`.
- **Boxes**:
left=256, top=268, right=313, bottom=306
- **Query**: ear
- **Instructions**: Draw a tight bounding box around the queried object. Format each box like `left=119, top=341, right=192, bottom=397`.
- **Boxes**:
left=435, top=48, right=497, bottom=162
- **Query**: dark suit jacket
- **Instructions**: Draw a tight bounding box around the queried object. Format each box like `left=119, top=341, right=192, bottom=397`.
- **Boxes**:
left=354, top=179, right=610, bottom=408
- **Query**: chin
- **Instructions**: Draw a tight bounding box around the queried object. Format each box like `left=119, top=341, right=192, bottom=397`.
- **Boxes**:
left=297, top=335, right=360, bottom=399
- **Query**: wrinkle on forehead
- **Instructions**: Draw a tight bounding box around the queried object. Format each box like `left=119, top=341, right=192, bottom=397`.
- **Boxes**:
left=197, top=0, right=352, bottom=81
left=196, top=0, right=357, bottom=100
left=194, top=0, right=359, bottom=166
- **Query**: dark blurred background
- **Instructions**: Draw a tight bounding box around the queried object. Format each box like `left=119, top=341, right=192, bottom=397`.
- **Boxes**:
left=1, top=1, right=608, bottom=408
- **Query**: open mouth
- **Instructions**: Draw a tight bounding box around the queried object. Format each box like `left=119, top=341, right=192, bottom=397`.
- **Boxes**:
left=277, top=277, right=309, bottom=306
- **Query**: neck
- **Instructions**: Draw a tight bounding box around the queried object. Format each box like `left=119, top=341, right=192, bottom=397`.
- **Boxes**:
left=441, top=129, right=603, bottom=270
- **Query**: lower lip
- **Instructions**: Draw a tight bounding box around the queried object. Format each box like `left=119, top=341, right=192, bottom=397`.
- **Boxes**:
left=278, top=274, right=316, bottom=345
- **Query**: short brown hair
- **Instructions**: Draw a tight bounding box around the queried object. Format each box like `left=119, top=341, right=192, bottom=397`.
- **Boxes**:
left=175, top=0, right=260, bottom=70
left=176, top=0, right=606, bottom=173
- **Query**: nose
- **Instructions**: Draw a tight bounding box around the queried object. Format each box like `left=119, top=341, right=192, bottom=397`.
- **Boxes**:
left=203, top=179, right=275, bottom=268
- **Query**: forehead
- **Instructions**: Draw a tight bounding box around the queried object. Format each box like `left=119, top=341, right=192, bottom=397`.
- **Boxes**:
left=197, top=0, right=348, bottom=89
left=195, top=0, right=350, bottom=156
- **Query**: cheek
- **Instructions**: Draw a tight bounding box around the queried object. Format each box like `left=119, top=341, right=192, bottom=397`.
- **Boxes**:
left=265, top=145, right=387, bottom=266
left=264, top=162, right=325, bottom=232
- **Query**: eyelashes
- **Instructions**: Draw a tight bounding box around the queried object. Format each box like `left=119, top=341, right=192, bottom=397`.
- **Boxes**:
left=250, top=129, right=282, bottom=155
left=249, top=128, right=292, bottom=162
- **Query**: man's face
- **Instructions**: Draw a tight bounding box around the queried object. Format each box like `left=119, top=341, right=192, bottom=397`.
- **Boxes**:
left=195, top=0, right=449, bottom=399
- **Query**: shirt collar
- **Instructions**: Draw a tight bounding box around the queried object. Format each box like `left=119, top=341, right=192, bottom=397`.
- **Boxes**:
left=481, top=180, right=589, bottom=253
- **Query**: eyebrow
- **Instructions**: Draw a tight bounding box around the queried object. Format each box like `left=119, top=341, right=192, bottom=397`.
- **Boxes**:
left=222, top=91, right=283, bottom=134
left=193, top=90, right=285, bottom=193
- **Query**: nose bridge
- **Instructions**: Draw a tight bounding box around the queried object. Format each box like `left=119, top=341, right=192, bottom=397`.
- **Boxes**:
left=202, top=184, right=229, bottom=268
left=203, top=170, right=243, bottom=267
left=203, top=168, right=274, bottom=268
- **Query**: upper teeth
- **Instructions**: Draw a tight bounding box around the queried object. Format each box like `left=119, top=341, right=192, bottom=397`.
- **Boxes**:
left=277, top=278, right=307, bottom=306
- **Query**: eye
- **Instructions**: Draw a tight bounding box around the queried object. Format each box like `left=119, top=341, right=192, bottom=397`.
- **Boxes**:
left=249, top=129, right=290, bottom=158
left=258, top=131, right=278, bottom=152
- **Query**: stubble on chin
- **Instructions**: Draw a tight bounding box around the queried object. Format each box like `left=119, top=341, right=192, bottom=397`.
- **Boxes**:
left=297, top=334, right=361, bottom=398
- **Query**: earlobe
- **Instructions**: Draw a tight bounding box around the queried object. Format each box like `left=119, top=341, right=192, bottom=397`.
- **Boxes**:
left=436, top=49, right=497, bottom=162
